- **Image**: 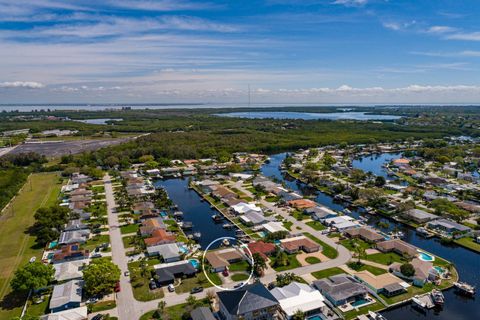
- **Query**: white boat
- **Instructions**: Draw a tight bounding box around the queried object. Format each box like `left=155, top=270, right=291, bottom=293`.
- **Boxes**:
left=222, top=239, right=230, bottom=246
left=367, top=310, right=387, bottom=320
left=454, top=282, right=476, bottom=296
left=411, top=296, right=427, bottom=309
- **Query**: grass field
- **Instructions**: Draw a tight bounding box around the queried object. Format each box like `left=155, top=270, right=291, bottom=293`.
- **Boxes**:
left=303, top=232, right=338, bottom=259
left=455, top=237, right=480, bottom=253
left=311, top=267, right=345, bottom=279
left=0, top=173, right=63, bottom=320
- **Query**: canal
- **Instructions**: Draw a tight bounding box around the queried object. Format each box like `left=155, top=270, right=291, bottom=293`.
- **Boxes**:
left=153, top=178, right=236, bottom=249
left=262, top=152, right=480, bottom=320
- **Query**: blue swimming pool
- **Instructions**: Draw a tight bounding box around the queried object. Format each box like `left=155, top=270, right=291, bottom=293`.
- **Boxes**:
left=189, top=259, right=200, bottom=269
left=418, top=251, right=435, bottom=262
left=307, top=316, right=323, bottom=320
left=179, top=245, right=189, bottom=254
left=160, top=211, right=168, bottom=217
left=352, top=299, right=369, bottom=307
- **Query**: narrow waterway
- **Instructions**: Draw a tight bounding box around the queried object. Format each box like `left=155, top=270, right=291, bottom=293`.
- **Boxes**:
left=153, top=178, right=236, bottom=249
left=262, top=152, right=480, bottom=320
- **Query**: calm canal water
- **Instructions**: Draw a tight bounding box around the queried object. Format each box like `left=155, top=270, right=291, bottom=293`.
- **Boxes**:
left=153, top=178, right=236, bottom=249
left=262, top=153, right=479, bottom=320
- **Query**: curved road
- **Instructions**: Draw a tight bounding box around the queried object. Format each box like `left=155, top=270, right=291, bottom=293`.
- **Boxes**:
left=104, top=175, right=351, bottom=320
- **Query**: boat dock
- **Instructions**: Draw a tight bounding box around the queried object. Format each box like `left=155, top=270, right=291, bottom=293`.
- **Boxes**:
left=412, top=293, right=435, bottom=309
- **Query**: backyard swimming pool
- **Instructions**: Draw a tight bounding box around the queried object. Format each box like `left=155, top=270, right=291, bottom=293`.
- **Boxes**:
left=418, top=251, right=435, bottom=262
left=189, top=259, right=200, bottom=269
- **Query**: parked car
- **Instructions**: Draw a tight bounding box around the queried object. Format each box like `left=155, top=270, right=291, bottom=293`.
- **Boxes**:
left=190, top=287, right=203, bottom=294
left=124, top=271, right=130, bottom=276
left=91, top=253, right=102, bottom=259
left=91, top=315, right=103, bottom=320
left=222, top=269, right=229, bottom=277
left=167, top=284, right=175, bottom=292
left=149, top=280, right=157, bottom=290
left=234, top=282, right=244, bottom=289
left=114, top=281, right=121, bottom=292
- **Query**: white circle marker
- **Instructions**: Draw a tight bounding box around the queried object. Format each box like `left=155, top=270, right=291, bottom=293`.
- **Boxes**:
left=201, top=236, right=255, bottom=291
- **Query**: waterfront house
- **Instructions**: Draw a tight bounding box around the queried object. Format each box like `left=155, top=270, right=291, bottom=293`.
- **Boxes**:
left=139, top=218, right=167, bottom=236
left=404, top=209, right=439, bottom=223
left=153, top=260, right=197, bottom=286
left=240, top=211, right=269, bottom=226
left=344, top=227, right=384, bottom=243
left=40, top=306, right=88, bottom=320
left=305, top=206, right=337, bottom=221
left=389, top=258, right=438, bottom=287
left=313, top=274, right=368, bottom=307
left=191, top=307, right=216, bottom=320
left=49, top=280, right=83, bottom=313
left=427, top=219, right=471, bottom=238
left=146, top=243, right=182, bottom=262
left=53, top=259, right=87, bottom=282
left=324, top=216, right=359, bottom=231
left=132, top=201, right=155, bottom=214
left=231, top=202, right=262, bottom=215
left=271, top=282, right=326, bottom=319
left=288, top=199, right=317, bottom=209
left=143, top=229, right=176, bottom=247
left=52, top=244, right=89, bottom=263
left=217, top=282, right=281, bottom=320
left=353, top=271, right=406, bottom=297
left=376, top=239, right=417, bottom=257
left=280, top=236, right=320, bottom=254
left=206, top=248, right=246, bottom=272
left=455, top=200, right=480, bottom=213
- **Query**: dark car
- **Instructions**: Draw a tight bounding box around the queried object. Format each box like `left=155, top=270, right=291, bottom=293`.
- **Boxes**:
left=91, top=315, right=103, bottom=320
left=190, top=286, right=204, bottom=294
left=234, top=282, right=244, bottom=289
left=114, top=281, right=121, bottom=292
left=149, top=280, right=157, bottom=290
left=222, top=269, right=229, bottom=277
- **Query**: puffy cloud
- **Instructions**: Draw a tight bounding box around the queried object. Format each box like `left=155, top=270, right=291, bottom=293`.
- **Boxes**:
left=0, top=81, right=45, bottom=89
left=446, top=31, right=480, bottom=41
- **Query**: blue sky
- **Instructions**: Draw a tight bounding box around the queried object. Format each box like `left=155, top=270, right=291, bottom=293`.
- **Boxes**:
left=1, top=0, right=480, bottom=104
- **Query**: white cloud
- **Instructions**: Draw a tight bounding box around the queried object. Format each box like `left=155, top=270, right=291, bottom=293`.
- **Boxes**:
left=446, top=31, right=480, bottom=41
left=0, top=81, right=45, bottom=89
left=382, top=20, right=416, bottom=31
left=333, top=0, right=368, bottom=7
left=108, top=0, right=217, bottom=12
left=426, top=25, right=456, bottom=34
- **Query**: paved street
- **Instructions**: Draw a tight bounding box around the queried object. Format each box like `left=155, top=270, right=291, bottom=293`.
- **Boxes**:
left=104, top=174, right=138, bottom=320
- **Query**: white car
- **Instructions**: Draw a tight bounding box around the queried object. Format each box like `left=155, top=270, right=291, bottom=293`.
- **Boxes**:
left=167, top=284, right=175, bottom=292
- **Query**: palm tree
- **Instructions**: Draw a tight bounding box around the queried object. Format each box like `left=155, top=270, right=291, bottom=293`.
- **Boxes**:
left=252, top=253, right=267, bottom=277
left=292, top=310, right=305, bottom=320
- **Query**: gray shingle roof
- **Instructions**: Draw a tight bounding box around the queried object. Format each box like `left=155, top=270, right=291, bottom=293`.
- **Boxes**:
left=49, top=280, right=83, bottom=310
left=190, top=307, right=216, bottom=320
left=217, top=282, right=278, bottom=316
left=313, top=274, right=367, bottom=302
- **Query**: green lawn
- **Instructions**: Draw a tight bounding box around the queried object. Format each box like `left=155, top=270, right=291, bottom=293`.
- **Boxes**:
left=270, top=254, right=301, bottom=272
left=455, top=237, right=480, bottom=253
left=231, top=273, right=250, bottom=282
left=205, top=271, right=222, bottom=286
left=128, top=259, right=165, bottom=301
left=343, top=301, right=384, bottom=320
left=305, top=256, right=321, bottom=264
left=120, top=224, right=139, bottom=234
left=83, top=234, right=110, bottom=251
left=303, top=232, right=338, bottom=259
left=140, top=300, right=211, bottom=320
left=311, top=267, right=345, bottom=280
left=364, top=252, right=407, bottom=266
left=347, top=262, right=387, bottom=275
left=291, top=210, right=310, bottom=221
left=0, top=173, right=63, bottom=320
left=89, top=300, right=116, bottom=313
left=340, top=238, right=372, bottom=252
left=305, top=220, right=326, bottom=231
left=228, top=260, right=250, bottom=272
left=174, top=272, right=214, bottom=294
left=283, top=221, right=293, bottom=231
left=122, top=235, right=140, bottom=248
